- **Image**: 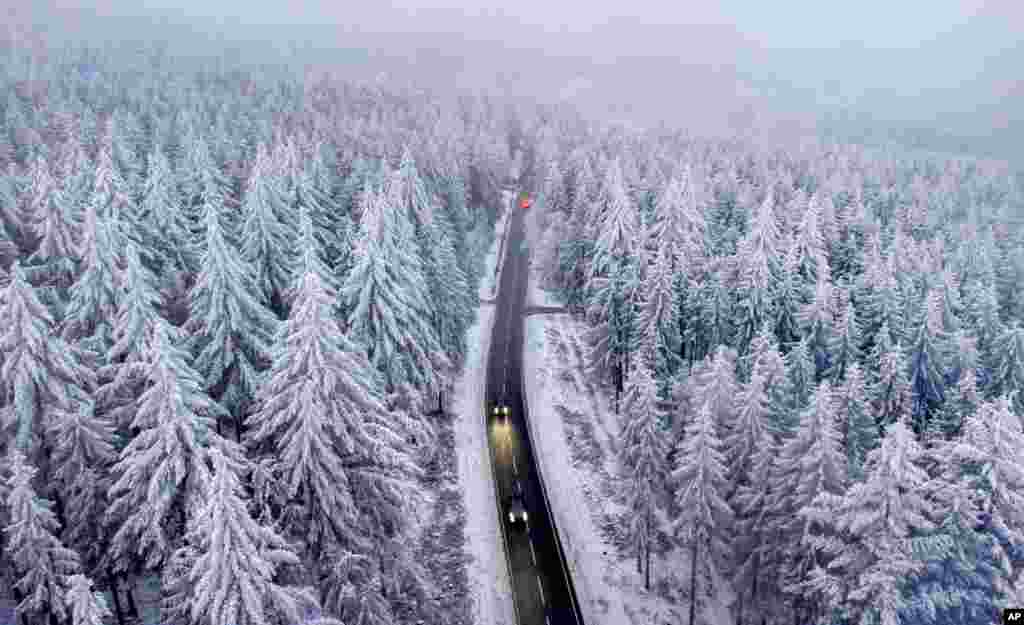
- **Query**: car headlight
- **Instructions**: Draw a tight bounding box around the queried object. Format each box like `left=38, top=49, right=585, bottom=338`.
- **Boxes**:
left=509, top=512, right=515, bottom=523
left=523, top=512, right=528, bottom=521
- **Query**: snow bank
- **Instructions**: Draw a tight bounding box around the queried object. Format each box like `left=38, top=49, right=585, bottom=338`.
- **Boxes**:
left=454, top=190, right=516, bottom=625
left=478, top=196, right=512, bottom=301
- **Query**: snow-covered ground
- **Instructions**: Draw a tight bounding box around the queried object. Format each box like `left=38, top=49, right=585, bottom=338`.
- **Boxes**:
left=478, top=201, right=512, bottom=301
left=520, top=202, right=734, bottom=625
left=453, top=191, right=516, bottom=625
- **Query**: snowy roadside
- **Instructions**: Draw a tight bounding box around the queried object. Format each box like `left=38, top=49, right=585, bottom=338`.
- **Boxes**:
left=478, top=196, right=512, bottom=301
left=453, top=190, right=516, bottom=625
left=520, top=202, right=733, bottom=625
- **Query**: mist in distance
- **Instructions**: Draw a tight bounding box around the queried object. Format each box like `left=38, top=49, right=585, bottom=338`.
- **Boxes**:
left=11, top=0, right=1024, bottom=161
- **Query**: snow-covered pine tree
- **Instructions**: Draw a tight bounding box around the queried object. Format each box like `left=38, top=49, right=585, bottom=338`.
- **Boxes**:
left=95, top=241, right=163, bottom=432
left=791, top=194, right=828, bottom=287
left=905, top=287, right=949, bottom=435
left=240, top=142, right=295, bottom=317
left=430, top=210, right=475, bottom=362
left=827, top=284, right=862, bottom=383
left=60, top=172, right=125, bottom=360
left=796, top=273, right=835, bottom=381
left=162, top=447, right=319, bottom=625
left=799, top=419, right=934, bottom=624
left=588, top=157, right=638, bottom=282
left=995, top=240, right=1024, bottom=324
left=690, top=345, right=738, bottom=445
left=136, top=143, right=194, bottom=277
left=106, top=320, right=228, bottom=575
left=766, top=380, right=847, bottom=624
left=856, top=234, right=903, bottom=356
left=46, top=394, right=115, bottom=579
left=342, top=172, right=449, bottom=399
left=636, top=241, right=683, bottom=388
left=248, top=209, right=427, bottom=623
left=731, top=416, right=784, bottom=624
left=833, top=362, right=876, bottom=481
left=618, top=359, right=669, bottom=590
left=724, top=366, right=771, bottom=500
left=735, top=194, right=780, bottom=352
left=671, top=401, right=734, bottom=625
left=990, top=322, right=1024, bottom=414
left=64, top=574, right=113, bottom=625
left=0, top=162, right=32, bottom=254
left=772, top=240, right=806, bottom=348
left=0, top=261, right=95, bottom=454
left=25, top=154, right=80, bottom=297
left=183, top=191, right=278, bottom=439
left=687, top=270, right=735, bottom=363
left=3, top=451, right=81, bottom=623
left=649, top=166, right=707, bottom=278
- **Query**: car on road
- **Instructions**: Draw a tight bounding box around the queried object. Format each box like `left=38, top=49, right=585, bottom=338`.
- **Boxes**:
left=508, top=480, right=528, bottom=527
left=519, top=192, right=532, bottom=209
left=492, top=402, right=511, bottom=422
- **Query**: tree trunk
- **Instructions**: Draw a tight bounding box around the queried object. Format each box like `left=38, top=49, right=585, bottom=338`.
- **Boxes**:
left=233, top=409, right=244, bottom=443
left=645, top=536, right=652, bottom=592
left=124, top=577, right=138, bottom=618
left=689, top=539, right=699, bottom=625
left=106, top=569, right=126, bottom=625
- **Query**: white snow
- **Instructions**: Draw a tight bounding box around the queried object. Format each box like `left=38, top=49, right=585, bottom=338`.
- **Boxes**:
left=454, top=190, right=516, bottom=625
left=478, top=200, right=512, bottom=301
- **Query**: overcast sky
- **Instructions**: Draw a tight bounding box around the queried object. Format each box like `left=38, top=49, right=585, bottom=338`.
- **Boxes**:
left=13, top=0, right=1024, bottom=156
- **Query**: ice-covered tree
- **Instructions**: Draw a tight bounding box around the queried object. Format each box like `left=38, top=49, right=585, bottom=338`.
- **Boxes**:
left=0, top=262, right=94, bottom=454
left=585, top=257, right=640, bottom=412
left=3, top=451, right=81, bottom=623
left=241, top=142, right=296, bottom=317
left=636, top=241, right=682, bottom=386
left=136, top=144, right=194, bottom=276
left=162, top=448, right=318, bottom=625
left=772, top=241, right=806, bottom=348
left=183, top=196, right=278, bottom=438
left=60, top=188, right=124, bottom=359
left=671, top=401, right=734, bottom=625
left=870, top=333, right=913, bottom=431
left=724, top=367, right=771, bottom=497
left=735, top=195, right=780, bottom=351
left=25, top=154, right=80, bottom=294
left=905, top=288, right=948, bottom=434
left=619, top=360, right=669, bottom=589
left=796, top=274, right=835, bottom=381
left=690, top=345, right=738, bottom=441
left=247, top=247, right=422, bottom=554
left=791, top=195, right=827, bottom=286
left=106, top=320, right=228, bottom=575
left=766, top=380, right=847, bottom=622
left=688, top=271, right=735, bottom=362
left=990, top=322, right=1024, bottom=414
left=856, top=237, right=903, bottom=356
left=833, top=363, right=876, bottom=480
left=827, top=287, right=862, bottom=383
left=799, top=419, right=934, bottom=624
left=64, top=574, right=112, bottom=625
left=649, top=167, right=706, bottom=275
left=342, top=174, right=449, bottom=397
left=95, top=241, right=163, bottom=431
left=429, top=211, right=475, bottom=361
left=589, top=158, right=638, bottom=281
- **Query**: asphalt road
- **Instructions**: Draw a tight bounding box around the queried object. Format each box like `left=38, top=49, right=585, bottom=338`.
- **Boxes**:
left=485, top=195, right=584, bottom=625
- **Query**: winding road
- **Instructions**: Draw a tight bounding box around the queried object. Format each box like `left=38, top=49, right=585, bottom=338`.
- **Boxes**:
left=484, top=192, right=585, bottom=625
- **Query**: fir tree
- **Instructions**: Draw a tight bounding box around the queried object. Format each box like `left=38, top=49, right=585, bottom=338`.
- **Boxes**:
left=672, top=401, right=734, bottom=625
left=725, top=367, right=771, bottom=498
left=247, top=244, right=422, bottom=556
left=183, top=195, right=278, bottom=439
left=25, top=154, right=80, bottom=295
left=797, top=274, right=835, bottom=380
left=0, top=262, right=95, bottom=454
left=136, top=144, right=194, bottom=276
left=905, top=288, right=948, bottom=434
left=766, top=380, right=847, bottom=623
left=800, top=419, right=934, bottom=624
left=735, top=195, right=780, bottom=352
left=3, top=451, right=81, bottom=624
left=64, top=574, right=113, bottom=625
left=636, top=241, right=683, bottom=386
left=162, top=448, right=319, bottom=625
left=60, top=186, right=124, bottom=359
left=240, top=142, right=295, bottom=317
left=619, top=360, right=669, bottom=590
left=833, top=363, right=876, bottom=480
left=342, top=174, right=449, bottom=397
left=106, top=321, right=228, bottom=575
left=827, top=286, right=862, bottom=383
left=990, top=322, right=1024, bottom=414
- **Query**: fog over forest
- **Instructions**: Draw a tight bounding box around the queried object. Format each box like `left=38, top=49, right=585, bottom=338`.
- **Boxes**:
left=10, top=0, right=1024, bottom=162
